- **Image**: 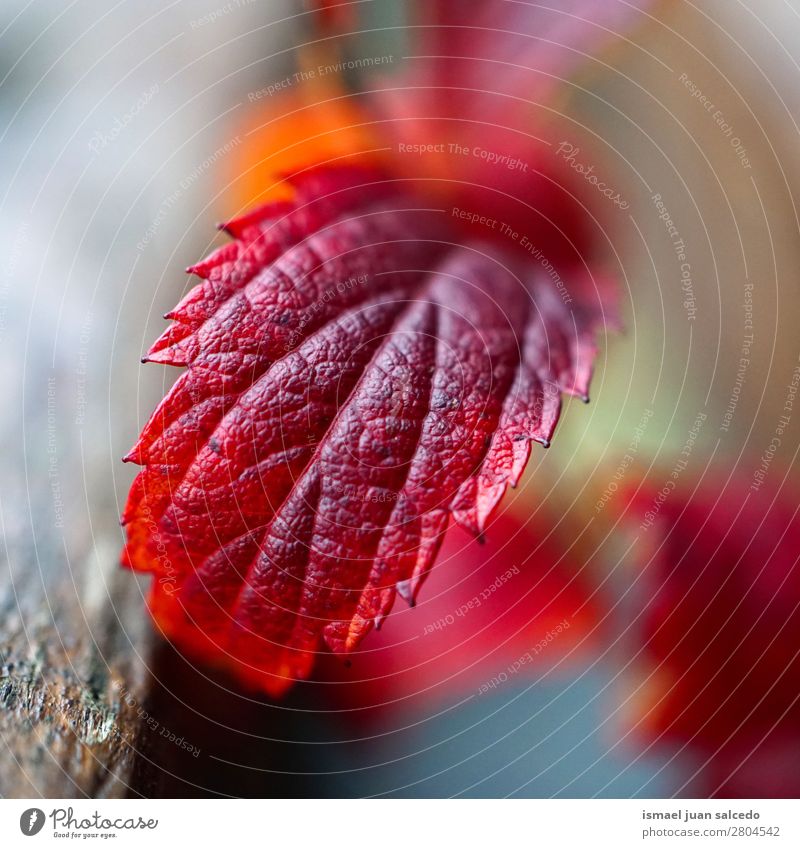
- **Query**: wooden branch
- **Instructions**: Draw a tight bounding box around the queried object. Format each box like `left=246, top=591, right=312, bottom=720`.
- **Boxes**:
left=1, top=540, right=149, bottom=797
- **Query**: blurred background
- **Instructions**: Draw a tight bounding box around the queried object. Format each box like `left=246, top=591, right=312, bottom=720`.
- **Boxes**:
left=1, top=0, right=799, bottom=797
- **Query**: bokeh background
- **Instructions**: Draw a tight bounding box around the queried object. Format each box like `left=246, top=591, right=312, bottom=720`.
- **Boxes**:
left=1, top=0, right=799, bottom=797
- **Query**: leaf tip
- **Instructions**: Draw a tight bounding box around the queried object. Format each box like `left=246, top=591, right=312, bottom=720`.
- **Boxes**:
left=396, top=579, right=417, bottom=607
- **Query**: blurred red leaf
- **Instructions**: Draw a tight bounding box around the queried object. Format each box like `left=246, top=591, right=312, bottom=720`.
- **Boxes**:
left=629, top=477, right=800, bottom=797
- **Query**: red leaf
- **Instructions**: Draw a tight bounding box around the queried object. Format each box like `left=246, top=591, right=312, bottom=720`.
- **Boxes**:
left=626, top=476, right=800, bottom=796
left=406, top=0, right=658, bottom=105
left=122, top=164, right=613, bottom=696
left=370, top=0, right=658, bottom=273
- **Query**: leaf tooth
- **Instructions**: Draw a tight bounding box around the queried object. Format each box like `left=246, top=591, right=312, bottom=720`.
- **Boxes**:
left=143, top=346, right=189, bottom=367
left=325, top=580, right=397, bottom=653
left=395, top=510, right=449, bottom=607
left=144, top=326, right=196, bottom=364
left=146, top=323, right=190, bottom=357
left=328, top=583, right=396, bottom=652
left=453, top=480, right=508, bottom=538
left=218, top=200, right=293, bottom=239
left=164, top=285, right=210, bottom=321
left=558, top=354, right=595, bottom=401
left=567, top=336, right=599, bottom=402
left=185, top=241, right=241, bottom=279
left=329, top=561, right=399, bottom=641
left=395, top=578, right=417, bottom=607
left=132, top=369, right=216, bottom=464
left=185, top=262, right=210, bottom=279
left=122, top=444, right=142, bottom=465
left=531, top=384, right=562, bottom=447
left=372, top=588, right=397, bottom=632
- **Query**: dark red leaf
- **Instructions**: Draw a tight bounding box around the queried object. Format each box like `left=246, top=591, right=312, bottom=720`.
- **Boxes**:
left=122, top=164, right=612, bottom=695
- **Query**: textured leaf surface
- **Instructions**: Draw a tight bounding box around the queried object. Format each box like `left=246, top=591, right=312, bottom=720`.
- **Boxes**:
left=122, top=165, right=611, bottom=695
